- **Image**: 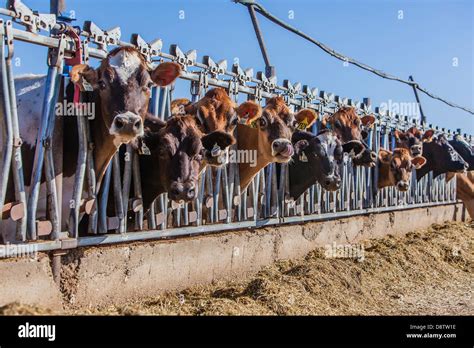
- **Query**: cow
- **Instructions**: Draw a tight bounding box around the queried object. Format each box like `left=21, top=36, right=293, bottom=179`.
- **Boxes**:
left=288, top=109, right=365, bottom=200
left=446, top=134, right=474, bottom=219
left=171, top=87, right=261, bottom=167
left=1, top=47, right=180, bottom=242
left=321, top=107, right=377, bottom=167
left=416, top=134, right=468, bottom=180
left=237, top=96, right=294, bottom=190
left=134, top=115, right=228, bottom=208
left=394, top=126, right=435, bottom=157
left=377, top=148, right=426, bottom=191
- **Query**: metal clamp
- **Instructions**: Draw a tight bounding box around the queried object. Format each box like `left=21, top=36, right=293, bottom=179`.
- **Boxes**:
left=131, top=34, right=162, bottom=63
left=8, top=0, right=56, bottom=33
left=170, top=44, right=196, bottom=70
left=48, top=33, right=67, bottom=68
left=256, top=71, right=276, bottom=92
left=202, top=56, right=227, bottom=78
left=83, top=21, right=121, bottom=51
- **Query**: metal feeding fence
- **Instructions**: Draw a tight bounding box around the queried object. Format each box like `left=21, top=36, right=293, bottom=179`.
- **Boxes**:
left=0, top=1, right=469, bottom=255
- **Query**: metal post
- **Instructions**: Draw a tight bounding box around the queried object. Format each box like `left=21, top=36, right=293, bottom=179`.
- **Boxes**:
left=247, top=3, right=275, bottom=78
left=408, top=76, right=426, bottom=124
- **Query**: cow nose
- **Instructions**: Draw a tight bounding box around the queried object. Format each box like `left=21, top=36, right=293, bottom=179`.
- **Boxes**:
left=323, top=176, right=341, bottom=191
left=272, top=139, right=293, bottom=158
left=369, top=151, right=377, bottom=161
left=411, top=145, right=422, bottom=156
left=169, top=182, right=196, bottom=202
left=112, top=112, right=143, bottom=137
left=397, top=181, right=409, bottom=191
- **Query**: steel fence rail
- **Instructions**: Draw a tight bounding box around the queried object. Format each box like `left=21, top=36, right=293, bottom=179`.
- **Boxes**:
left=0, top=1, right=470, bottom=258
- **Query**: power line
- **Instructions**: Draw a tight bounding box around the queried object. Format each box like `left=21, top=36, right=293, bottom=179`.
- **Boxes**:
left=234, top=0, right=474, bottom=116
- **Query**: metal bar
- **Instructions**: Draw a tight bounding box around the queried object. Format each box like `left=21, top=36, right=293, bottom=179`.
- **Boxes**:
left=409, top=75, right=426, bottom=124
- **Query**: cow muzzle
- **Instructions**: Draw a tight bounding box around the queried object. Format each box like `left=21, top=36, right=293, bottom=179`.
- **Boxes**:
left=169, top=181, right=197, bottom=202
left=110, top=112, right=144, bottom=141
left=396, top=180, right=410, bottom=191
left=272, top=139, right=294, bottom=162
left=204, top=144, right=229, bottom=167
left=410, top=145, right=422, bottom=157
left=322, top=175, right=341, bottom=191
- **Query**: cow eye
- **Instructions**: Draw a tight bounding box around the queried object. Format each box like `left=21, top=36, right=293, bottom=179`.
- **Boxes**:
left=230, top=117, right=238, bottom=126
left=335, top=120, right=342, bottom=129
left=98, top=80, right=106, bottom=90
left=259, top=118, right=268, bottom=128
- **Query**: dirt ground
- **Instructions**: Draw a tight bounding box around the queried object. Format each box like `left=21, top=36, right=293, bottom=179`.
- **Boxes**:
left=1, top=221, right=472, bottom=316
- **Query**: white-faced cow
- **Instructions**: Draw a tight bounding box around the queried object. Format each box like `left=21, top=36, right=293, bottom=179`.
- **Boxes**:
left=1, top=47, right=180, bottom=242
left=288, top=109, right=365, bottom=200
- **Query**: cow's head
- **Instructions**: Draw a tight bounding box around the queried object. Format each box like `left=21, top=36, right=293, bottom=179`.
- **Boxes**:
left=417, top=134, right=468, bottom=179
left=379, top=148, right=426, bottom=191
left=292, top=129, right=345, bottom=192
left=449, top=134, right=474, bottom=170
left=139, top=115, right=212, bottom=203
left=394, top=126, right=434, bottom=157
left=70, top=47, right=180, bottom=147
left=248, top=96, right=294, bottom=163
left=322, top=107, right=377, bottom=166
left=171, top=88, right=261, bottom=166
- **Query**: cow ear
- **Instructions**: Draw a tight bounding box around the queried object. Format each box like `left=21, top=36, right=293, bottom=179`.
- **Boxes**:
left=394, top=130, right=406, bottom=141
left=202, top=130, right=235, bottom=151
left=320, top=114, right=332, bottom=129
left=361, top=114, right=376, bottom=127
left=151, top=62, right=181, bottom=86
left=379, top=150, right=392, bottom=164
left=294, top=139, right=309, bottom=155
left=144, top=114, right=166, bottom=133
left=342, top=140, right=365, bottom=157
left=412, top=156, right=427, bottom=169
left=422, top=129, right=435, bottom=142
left=171, top=98, right=192, bottom=116
left=70, top=64, right=99, bottom=91
left=236, top=101, right=262, bottom=123
left=294, top=109, right=318, bottom=130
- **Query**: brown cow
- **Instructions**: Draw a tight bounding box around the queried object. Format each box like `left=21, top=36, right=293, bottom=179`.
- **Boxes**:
left=446, top=171, right=474, bottom=219
left=70, top=46, right=181, bottom=181
left=394, top=126, right=435, bottom=157
left=237, top=96, right=295, bottom=190
left=135, top=115, right=227, bottom=207
left=321, top=107, right=376, bottom=166
left=171, top=88, right=261, bottom=166
left=378, top=148, right=426, bottom=191
left=1, top=47, right=180, bottom=241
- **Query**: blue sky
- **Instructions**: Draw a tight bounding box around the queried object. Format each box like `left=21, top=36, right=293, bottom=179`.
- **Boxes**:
left=6, top=0, right=474, bottom=134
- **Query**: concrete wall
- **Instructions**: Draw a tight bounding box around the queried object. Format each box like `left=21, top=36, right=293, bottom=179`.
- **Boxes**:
left=0, top=203, right=465, bottom=309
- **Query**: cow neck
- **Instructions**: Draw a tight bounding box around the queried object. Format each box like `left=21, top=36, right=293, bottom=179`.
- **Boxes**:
left=288, top=157, right=316, bottom=200
left=138, top=152, right=166, bottom=211
left=416, top=145, right=433, bottom=180
left=236, top=123, right=272, bottom=190
left=88, top=94, right=120, bottom=190
left=377, top=160, right=393, bottom=189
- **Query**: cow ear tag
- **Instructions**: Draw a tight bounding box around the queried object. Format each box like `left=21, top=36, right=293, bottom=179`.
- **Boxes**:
left=211, top=143, right=221, bottom=157
left=139, top=141, right=151, bottom=155
left=296, top=117, right=309, bottom=130
left=299, top=151, right=308, bottom=162
left=81, top=79, right=94, bottom=92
